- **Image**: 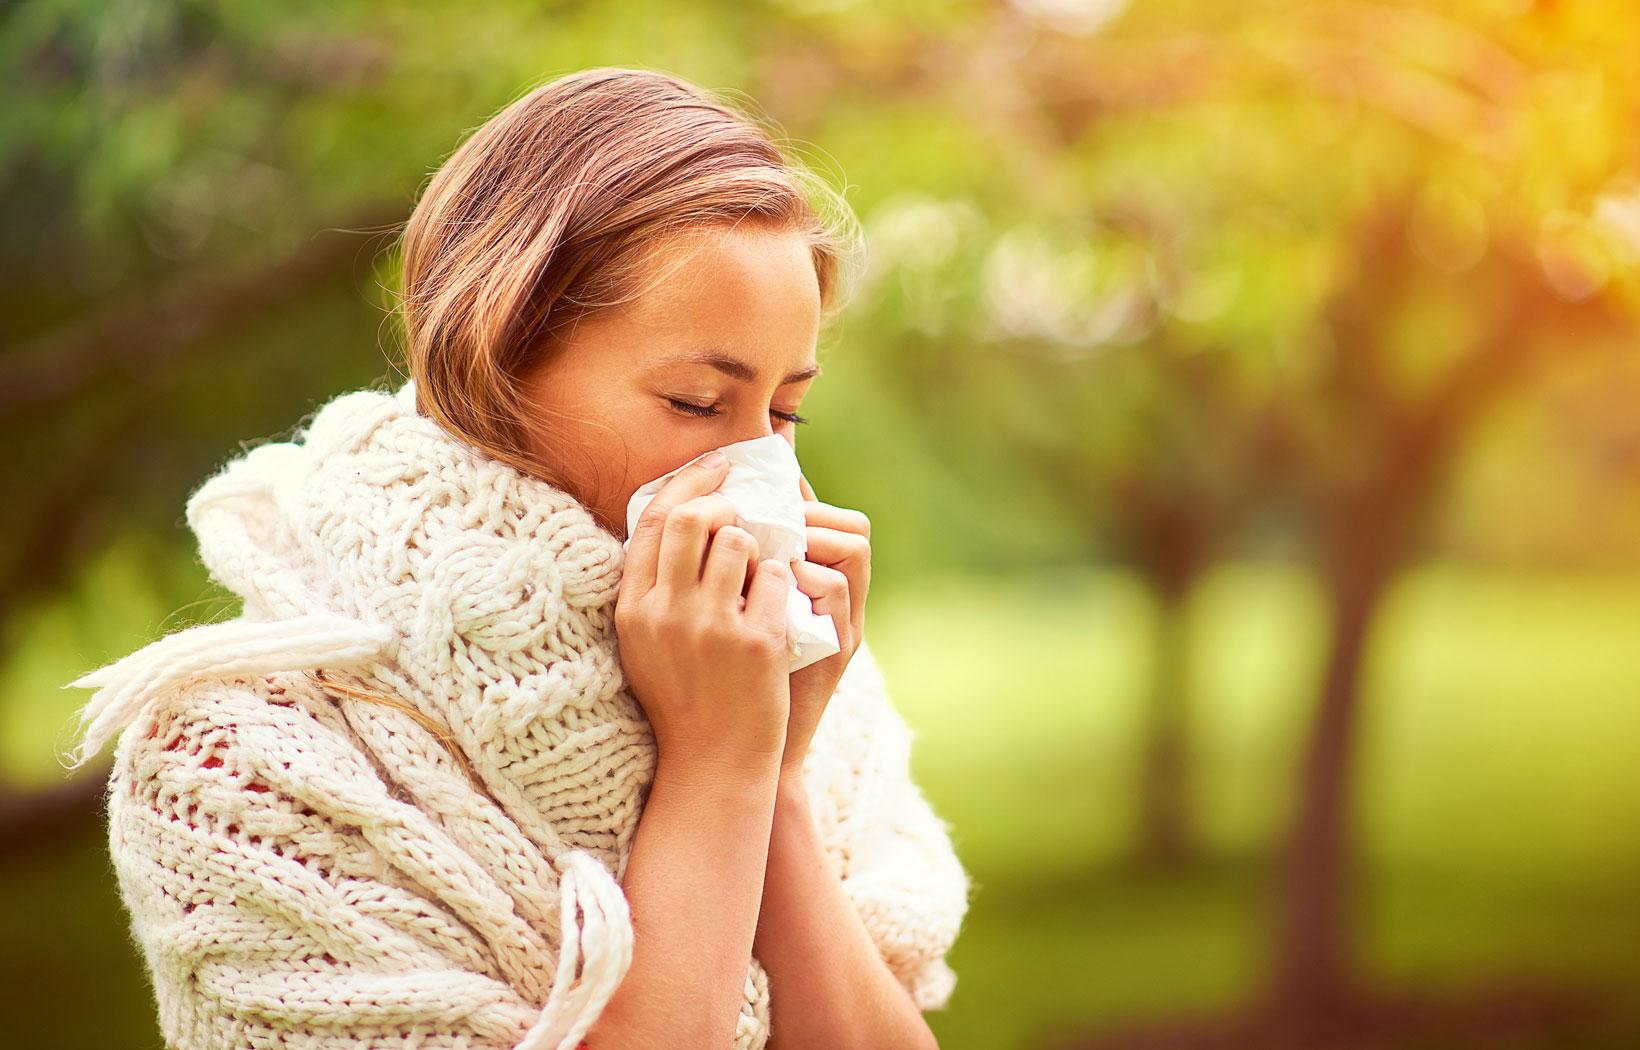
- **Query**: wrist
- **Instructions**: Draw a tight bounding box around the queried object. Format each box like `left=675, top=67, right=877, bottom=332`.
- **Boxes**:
left=775, top=765, right=811, bottom=804
left=778, top=738, right=815, bottom=787
left=655, top=747, right=782, bottom=796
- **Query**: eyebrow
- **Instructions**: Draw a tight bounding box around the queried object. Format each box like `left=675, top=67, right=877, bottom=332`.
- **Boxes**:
left=659, top=349, right=821, bottom=385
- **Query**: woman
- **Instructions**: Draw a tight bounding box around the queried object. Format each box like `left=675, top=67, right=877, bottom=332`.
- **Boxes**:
left=60, top=67, right=970, bottom=1050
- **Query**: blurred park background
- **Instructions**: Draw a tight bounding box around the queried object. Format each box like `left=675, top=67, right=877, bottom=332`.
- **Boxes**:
left=5, top=1, right=1640, bottom=1047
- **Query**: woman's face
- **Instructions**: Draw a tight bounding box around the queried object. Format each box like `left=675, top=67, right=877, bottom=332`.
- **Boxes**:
left=520, top=223, right=823, bottom=540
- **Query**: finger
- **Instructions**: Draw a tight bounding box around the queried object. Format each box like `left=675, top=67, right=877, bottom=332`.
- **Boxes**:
left=701, top=524, right=761, bottom=610
left=621, top=453, right=730, bottom=597
left=790, top=560, right=852, bottom=652
left=801, top=501, right=870, bottom=539
left=657, top=493, right=738, bottom=597
left=802, top=525, right=871, bottom=578
left=798, top=472, right=817, bottom=502
left=799, top=527, right=869, bottom=647
left=744, top=559, right=793, bottom=637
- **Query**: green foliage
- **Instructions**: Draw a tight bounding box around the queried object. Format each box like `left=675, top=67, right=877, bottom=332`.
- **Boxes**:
left=8, top=3, right=1640, bottom=1043
left=7, top=566, right=1640, bottom=1047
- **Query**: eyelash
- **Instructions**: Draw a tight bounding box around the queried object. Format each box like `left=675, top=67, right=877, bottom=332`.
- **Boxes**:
left=666, top=398, right=810, bottom=426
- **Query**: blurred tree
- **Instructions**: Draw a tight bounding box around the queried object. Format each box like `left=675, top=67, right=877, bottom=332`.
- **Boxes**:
left=9, top=2, right=1640, bottom=1046
left=824, top=0, right=1640, bottom=1042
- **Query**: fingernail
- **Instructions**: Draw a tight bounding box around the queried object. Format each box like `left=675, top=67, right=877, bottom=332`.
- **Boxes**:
left=701, top=451, right=727, bottom=469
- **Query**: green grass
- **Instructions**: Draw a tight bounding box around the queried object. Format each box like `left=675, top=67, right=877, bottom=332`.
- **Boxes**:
left=6, top=559, right=1640, bottom=1047
left=866, top=561, right=1640, bottom=1049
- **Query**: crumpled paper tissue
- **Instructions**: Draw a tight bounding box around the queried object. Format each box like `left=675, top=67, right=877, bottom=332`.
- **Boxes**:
left=622, top=434, right=841, bottom=673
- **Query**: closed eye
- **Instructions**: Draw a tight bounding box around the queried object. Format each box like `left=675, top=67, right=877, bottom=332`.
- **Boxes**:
left=666, top=398, right=809, bottom=425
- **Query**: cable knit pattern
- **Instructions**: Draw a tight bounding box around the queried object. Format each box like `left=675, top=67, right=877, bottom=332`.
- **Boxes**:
left=62, top=378, right=971, bottom=1049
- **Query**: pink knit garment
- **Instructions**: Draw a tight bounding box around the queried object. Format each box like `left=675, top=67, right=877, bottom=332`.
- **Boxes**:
left=62, top=378, right=971, bottom=1049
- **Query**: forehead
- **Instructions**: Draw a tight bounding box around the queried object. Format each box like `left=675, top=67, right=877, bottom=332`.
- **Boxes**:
left=621, top=225, right=821, bottom=366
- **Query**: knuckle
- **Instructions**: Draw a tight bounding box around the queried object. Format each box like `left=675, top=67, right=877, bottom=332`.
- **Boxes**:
left=658, top=606, right=695, bottom=640
left=692, top=619, right=726, bottom=648
left=634, top=506, right=669, bottom=535
left=678, top=502, right=716, bottom=528
left=710, top=621, right=762, bottom=656
left=698, top=607, right=756, bottom=643
left=663, top=507, right=702, bottom=536
left=616, top=606, right=653, bottom=642
left=737, top=623, right=786, bottom=657
left=713, top=525, right=754, bottom=553
left=619, top=593, right=659, bottom=626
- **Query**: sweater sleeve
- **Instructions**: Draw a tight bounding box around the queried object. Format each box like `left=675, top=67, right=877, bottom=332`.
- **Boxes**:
left=805, top=638, right=973, bottom=1011
left=103, top=674, right=628, bottom=1050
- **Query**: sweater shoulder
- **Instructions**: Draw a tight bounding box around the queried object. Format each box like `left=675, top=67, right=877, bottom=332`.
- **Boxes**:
left=107, top=669, right=401, bottom=830
left=114, top=668, right=338, bottom=755
left=100, top=672, right=542, bottom=1050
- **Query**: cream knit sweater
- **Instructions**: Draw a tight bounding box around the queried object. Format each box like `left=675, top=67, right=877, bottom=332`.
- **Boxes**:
left=62, top=378, right=971, bottom=1050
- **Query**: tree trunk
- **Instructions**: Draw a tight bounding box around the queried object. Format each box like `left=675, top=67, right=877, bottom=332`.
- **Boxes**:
left=1134, top=574, right=1199, bottom=869
left=1273, top=569, right=1387, bottom=1008
left=1270, top=482, right=1402, bottom=1011
left=1128, top=488, right=1210, bottom=871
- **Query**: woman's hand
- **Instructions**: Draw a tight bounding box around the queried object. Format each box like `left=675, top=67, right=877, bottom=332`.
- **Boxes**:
left=604, top=462, right=797, bottom=1050
left=781, top=472, right=871, bottom=782
left=615, top=452, right=796, bottom=782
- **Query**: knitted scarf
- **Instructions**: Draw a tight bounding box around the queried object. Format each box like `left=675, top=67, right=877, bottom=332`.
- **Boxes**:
left=62, top=378, right=971, bottom=1050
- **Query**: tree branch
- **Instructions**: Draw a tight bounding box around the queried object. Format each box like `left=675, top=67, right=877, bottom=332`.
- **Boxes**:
left=0, top=204, right=404, bottom=419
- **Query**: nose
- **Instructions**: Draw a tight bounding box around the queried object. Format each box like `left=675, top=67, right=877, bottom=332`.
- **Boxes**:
left=730, top=417, right=779, bottom=445
left=743, top=424, right=795, bottom=452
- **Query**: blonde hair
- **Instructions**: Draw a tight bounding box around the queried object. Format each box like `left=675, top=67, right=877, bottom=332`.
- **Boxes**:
left=390, top=65, right=863, bottom=488
left=309, top=669, right=481, bottom=788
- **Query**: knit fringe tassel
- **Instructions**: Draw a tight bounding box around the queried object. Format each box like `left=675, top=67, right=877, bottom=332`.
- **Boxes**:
left=520, top=849, right=635, bottom=1050
left=58, top=612, right=398, bottom=770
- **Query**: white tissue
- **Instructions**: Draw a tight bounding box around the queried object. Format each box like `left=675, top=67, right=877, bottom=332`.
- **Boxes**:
left=622, top=435, right=842, bottom=673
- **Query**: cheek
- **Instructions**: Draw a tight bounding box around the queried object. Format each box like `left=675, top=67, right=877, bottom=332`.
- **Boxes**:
left=616, top=433, right=732, bottom=518
left=628, top=445, right=697, bottom=492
